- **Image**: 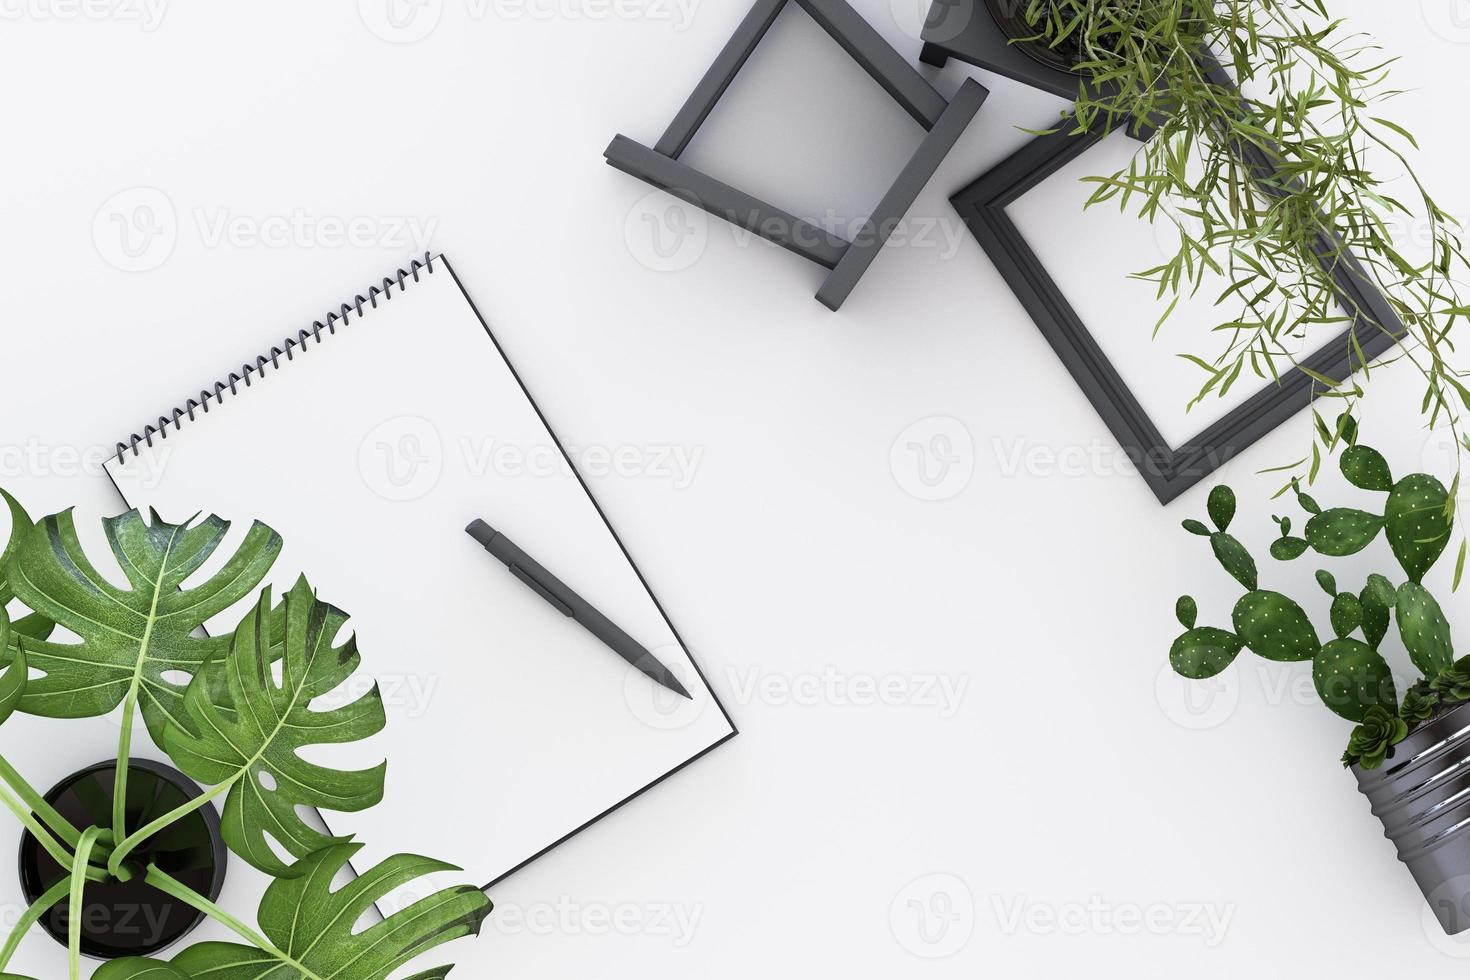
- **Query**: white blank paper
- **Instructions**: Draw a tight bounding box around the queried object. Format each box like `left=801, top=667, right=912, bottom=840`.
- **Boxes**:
left=105, top=257, right=735, bottom=899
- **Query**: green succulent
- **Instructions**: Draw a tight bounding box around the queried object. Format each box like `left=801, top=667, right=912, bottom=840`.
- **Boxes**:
left=1401, top=687, right=1439, bottom=725
left=1432, top=656, right=1470, bottom=704
left=1342, top=706, right=1409, bottom=771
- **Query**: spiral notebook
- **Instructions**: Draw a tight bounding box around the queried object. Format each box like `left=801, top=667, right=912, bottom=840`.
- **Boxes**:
left=104, top=254, right=737, bottom=893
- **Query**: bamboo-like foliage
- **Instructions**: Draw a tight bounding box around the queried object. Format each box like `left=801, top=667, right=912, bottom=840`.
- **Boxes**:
left=1019, top=0, right=1469, bottom=484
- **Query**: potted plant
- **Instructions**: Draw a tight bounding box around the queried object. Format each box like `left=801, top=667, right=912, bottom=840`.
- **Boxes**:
left=1166, top=416, right=1470, bottom=932
left=951, top=0, right=1470, bottom=470
left=0, top=490, right=492, bottom=978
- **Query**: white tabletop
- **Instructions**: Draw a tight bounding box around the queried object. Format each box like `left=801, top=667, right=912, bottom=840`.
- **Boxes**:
left=1, top=0, right=1468, bottom=975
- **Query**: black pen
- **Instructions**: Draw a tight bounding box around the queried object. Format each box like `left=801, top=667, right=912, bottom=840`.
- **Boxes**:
left=466, top=519, right=693, bottom=700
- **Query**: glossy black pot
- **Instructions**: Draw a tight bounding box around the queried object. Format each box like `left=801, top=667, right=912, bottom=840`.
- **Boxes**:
left=984, top=0, right=1084, bottom=72
left=17, top=759, right=227, bottom=959
left=1355, top=700, right=1470, bottom=934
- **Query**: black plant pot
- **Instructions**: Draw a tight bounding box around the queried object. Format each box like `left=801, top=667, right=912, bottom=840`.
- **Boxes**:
left=984, top=0, right=1084, bottom=72
left=17, top=760, right=227, bottom=959
left=1355, top=700, right=1470, bottom=934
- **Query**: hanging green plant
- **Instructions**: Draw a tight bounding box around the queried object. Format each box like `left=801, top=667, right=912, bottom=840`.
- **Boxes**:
left=1007, top=1, right=1470, bottom=482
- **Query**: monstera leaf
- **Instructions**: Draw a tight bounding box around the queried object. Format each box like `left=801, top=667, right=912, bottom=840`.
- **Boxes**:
left=0, top=489, right=33, bottom=602
left=97, top=845, right=492, bottom=980
left=0, top=609, right=25, bottom=727
left=0, top=492, right=35, bottom=727
left=163, top=578, right=386, bottom=876
left=89, top=966, right=190, bottom=979
left=9, top=508, right=281, bottom=740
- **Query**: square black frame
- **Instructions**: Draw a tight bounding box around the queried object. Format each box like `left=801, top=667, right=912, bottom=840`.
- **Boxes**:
left=604, top=0, right=987, bottom=311
left=953, top=122, right=1405, bottom=504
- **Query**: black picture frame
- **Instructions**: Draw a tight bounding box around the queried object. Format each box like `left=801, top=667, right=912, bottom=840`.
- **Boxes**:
left=604, top=0, right=987, bottom=310
left=952, top=122, right=1405, bottom=504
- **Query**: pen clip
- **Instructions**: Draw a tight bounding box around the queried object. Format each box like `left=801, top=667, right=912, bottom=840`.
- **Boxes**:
left=509, top=564, right=575, bottom=617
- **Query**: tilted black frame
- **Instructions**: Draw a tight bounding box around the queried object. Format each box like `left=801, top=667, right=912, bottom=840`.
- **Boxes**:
left=604, top=0, right=988, bottom=311
left=952, top=123, right=1405, bottom=504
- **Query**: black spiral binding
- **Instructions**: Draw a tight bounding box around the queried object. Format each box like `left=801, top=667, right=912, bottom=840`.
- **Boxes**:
left=113, top=253, right=437, bottom=463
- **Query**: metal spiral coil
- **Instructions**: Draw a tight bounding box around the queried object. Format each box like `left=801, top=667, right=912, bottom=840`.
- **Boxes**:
left=113, top=253, right=436, bottom=462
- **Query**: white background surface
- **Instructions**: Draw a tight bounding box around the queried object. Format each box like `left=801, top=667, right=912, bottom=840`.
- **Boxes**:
left=0, top=0, right=1469, bottom=976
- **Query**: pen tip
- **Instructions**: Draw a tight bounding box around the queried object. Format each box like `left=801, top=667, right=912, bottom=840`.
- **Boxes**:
left=669, top=676, right=693, bottom=701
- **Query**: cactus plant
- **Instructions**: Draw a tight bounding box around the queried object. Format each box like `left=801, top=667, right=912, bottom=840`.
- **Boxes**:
left=1231, top=591, right=1319, bottom=662
left=1396, top=583, right=1454, bottom=676
left=1384, top=474, right=1453, bottom=583
left=1314, top=639, right=1396, bottom=722
left=1359, top=575, right=1394, bottom=650
left=1304, top=508, right=1384, bottom=556
left=1330, top=593, right=1364, bottom=640
left=1341, top=445, right=1394, bottom=492
left=1278, top=434, right=1452, bottom=584
left=1167, top=420, right=1468, bottom=770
